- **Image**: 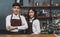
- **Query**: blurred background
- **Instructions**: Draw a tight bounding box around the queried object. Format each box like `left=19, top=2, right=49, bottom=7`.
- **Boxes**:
left=0, top=0, right=60, bottom=34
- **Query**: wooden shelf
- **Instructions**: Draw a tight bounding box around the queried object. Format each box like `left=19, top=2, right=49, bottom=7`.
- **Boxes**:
left=23, top=14, right=60, bottom=19
left=21, top=6, right=60, bottom=9
left=52, top=16, right=60, bottom=18
left=38, top=16, right=50, bottom=19
left=23, top=14, right=50, bottom=19
left=50, top=6, right=60, bottom=9
left=21, top=6, right=50, bottom=7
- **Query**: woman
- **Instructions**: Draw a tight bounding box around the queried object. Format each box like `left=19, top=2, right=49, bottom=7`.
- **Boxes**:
left=26, top=8, right=41, bottom=34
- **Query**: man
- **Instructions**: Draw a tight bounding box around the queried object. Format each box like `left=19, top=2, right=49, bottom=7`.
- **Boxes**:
left=6, top=3, right=28, bottom=34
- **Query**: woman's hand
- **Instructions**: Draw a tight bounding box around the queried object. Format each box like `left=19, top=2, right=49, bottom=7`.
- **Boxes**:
left=31, top=33, right=38, bottom=35
left=31, top=33, right=36, bottom=35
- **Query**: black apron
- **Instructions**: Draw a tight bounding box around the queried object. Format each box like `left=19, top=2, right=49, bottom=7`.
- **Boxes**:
left=26, top=18, right=35, bottom=34
left=26, top=22, right=33, bottom=34
left=9, top=14, right=24, bottom=34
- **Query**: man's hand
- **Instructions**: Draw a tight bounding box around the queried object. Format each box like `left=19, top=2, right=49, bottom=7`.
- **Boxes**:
left=8, top=26, right=18, bottom=30
left=22, top=23, right=25, bottom=26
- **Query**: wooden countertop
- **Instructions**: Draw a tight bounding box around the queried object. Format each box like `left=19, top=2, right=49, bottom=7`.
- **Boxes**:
left=0, top=34, right=56, bottom=37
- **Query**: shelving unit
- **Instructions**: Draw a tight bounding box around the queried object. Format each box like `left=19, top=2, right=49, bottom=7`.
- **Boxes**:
left=15, top=0, right=60, bottom=34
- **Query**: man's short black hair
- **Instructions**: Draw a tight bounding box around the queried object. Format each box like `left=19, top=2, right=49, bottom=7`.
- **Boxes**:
left=12, top=3, right=20, bottom=8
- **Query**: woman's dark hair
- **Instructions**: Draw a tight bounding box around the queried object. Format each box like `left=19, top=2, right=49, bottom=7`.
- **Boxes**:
left=27, top=8, right=37, bottom=20
left=12, top=3, right=21, bottom=8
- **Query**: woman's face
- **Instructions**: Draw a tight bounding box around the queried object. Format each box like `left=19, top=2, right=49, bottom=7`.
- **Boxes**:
left=29, top=9, right=34, bottom=18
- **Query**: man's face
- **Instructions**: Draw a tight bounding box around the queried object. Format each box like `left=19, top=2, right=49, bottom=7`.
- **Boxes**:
left=12, top=6, right=20, bottom=15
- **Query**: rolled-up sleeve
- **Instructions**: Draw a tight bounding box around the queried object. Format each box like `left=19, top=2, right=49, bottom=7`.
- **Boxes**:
left=18, top=16, right=28, bottom=30
left=6, top=15, right=11, bottom=31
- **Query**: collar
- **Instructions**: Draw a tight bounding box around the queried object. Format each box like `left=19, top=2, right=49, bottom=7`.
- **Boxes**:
left=30, top=17, right=35, bottom=20
left=13, top=13, right=19, bottom=17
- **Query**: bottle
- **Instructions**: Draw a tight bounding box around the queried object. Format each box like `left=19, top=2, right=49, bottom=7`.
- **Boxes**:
left=35, top=1, right=39, bottom=6
left=51, top=0, right=54, bottom=6
left=16, top=0, right=23, bottom=6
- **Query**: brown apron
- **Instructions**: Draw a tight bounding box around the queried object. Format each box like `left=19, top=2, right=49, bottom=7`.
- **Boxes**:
left=10, top=14, right=24, bottom=34
left=11, top=19, right=22, bottom=26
